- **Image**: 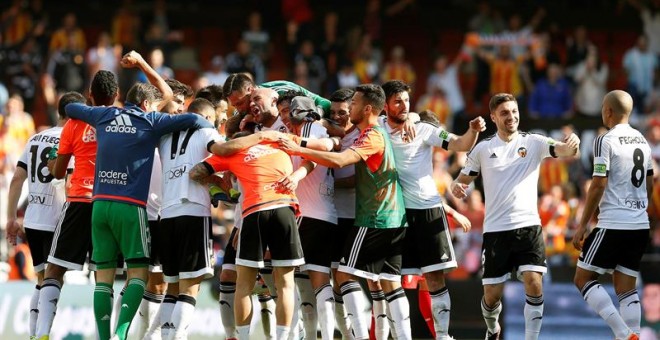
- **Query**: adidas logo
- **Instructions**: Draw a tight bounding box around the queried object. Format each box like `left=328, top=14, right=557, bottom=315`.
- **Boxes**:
left=101, top=314, right=110, bottom=321
left=490, top=153, right=497, bottom=158
left=121, top=303, right=129, bottom=309
left=106, top=114, right=137, bottom=134
left=441, top=253, right=449, bottom=261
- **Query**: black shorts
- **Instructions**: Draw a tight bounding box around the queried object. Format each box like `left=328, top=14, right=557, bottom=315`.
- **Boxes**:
left=332, top=218, right=354, bottom=268
left=24, top=228, right=54, bottom=273
left=298, top=216, right=335, bottom=273
left=578, top=228, right=649, bottom=277
left=482, top=225, right=547, bottom=285
left=338, top=226, right=406, bottom=282
left=237, top=207, right=304, bottom=268
left=221, top=227, right=238, bottom=271
left=160, top=216, right=214, bottom=283
left=402, top=207, right=457, bottom=275
left=48, top=202, right=93, bottom=271
left=149, top=220, right=162, bottom=272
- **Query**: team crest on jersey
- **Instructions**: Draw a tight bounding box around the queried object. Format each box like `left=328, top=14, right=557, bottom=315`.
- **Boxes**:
left=278, top=125, right=287, bottom=132
left=517, top=147, right=527, bottom=158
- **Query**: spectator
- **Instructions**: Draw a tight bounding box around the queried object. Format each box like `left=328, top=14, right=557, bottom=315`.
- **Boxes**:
left=468, top=1, right=505, bottom=34
left=539, top=185, right=570, bottom=256
left=526, top=32, right=562, bottom=84
left=529, top=63, right=572, bottom=119
left=46, top=33, right=88, bottom=94
left=353, top=34, right=382, bottom=83
left=136, top=48, right=173, bottom=82
left=336, top=60, right=359, bottom=89
left=416, top=87, right=452, bottom=129
left=574, top=48, right=609, bottom=118
left=4, top=93, right=35, bottom=153
left=226, top=39, right=266, bottom=84
left=86, top=31, right=122, bottom=77
left=426, top=53, right=467, bottom=127
left=7, top=241, right=35, bottom=281
left=623, top=34, right=658, bottom=113
left=641, top=282, right=660, bottom=339
left=478, top=45, right=524, bottom=99
left=319, top=12, right=344, bottom=88
left=292, top=60, right=310, bottom=89
left=381, top=46, right=416, bottom=87
left=204, top=55, right=229, bottom=86
left=5, top=37, right=42, bottom=112
left=112, top=0, right=140, bottom=49
left=242, top=11, right=270, bottom=62
left=49, top=12, right=85, bottom=52
left=294, top=40, right=326, bottom=94
left=566, top=25, right=593, bottom=72
left=502, top=9, right=545, bottom=59
left=2, top=0, right=34, bottom=47
left=628, top=0, right=660, bottom=55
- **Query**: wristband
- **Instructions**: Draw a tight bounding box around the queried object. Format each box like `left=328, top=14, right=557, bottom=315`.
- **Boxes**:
left=300, top=140, right=308, bottom=148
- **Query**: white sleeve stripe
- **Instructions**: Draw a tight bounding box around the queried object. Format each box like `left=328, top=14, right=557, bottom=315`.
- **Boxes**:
left=594, top=134, right=605, bottom=157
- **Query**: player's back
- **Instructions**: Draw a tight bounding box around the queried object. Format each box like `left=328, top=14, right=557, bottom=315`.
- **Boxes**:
left=19, top=126, right=66, bottom=231
left=59, top=119, right=96, bottom=202
left=159, top=127, right=219, bottom=216
left=595, top=124, right=652, bottom=229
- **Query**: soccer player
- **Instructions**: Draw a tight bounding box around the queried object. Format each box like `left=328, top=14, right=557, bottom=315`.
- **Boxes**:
left=189, top=129, right=305, bottom=340
left=328, top=88, right=360, bottom=339
left=5, top=92, right=84, bottom=340
left=450, top=93, right=580, bottom=340
left=572, top=90, right=650, bottom=340
left=157, top=97, right=222, bottom=339
left=35, top=72, right=117, bottom=340
left=65, top=52, right=213, bottom=340
left=285, top=96, right=338, bottom=340
left=379, top=80, right=485, bottom=340
left=276, top=84, right=411, bottom=340
left=140, top=77, right=196, bottom=340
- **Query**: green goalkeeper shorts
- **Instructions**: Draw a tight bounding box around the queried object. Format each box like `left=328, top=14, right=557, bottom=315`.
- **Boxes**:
left=91, top=200, right=150, bottom=269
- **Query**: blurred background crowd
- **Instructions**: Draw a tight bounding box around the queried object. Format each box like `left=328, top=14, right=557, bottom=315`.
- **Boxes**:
left=0, top=0, right=659, bottom=332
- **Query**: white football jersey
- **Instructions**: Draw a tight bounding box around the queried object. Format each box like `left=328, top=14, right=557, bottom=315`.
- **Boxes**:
left=592, top=124, right=652, bottom=230
left=146, top=150, right=162, bottom=221
left=18, top=127, right=66, bottom=231
left=293, top=122, right=338, bottom=224
left=379, top=117, right=453, bottom=209
left=159, top=128, right=221, bottom=219
left=255, top=116, right=289, bottom=133
left=334, top=127, right=360, bottom=219
left=462, top=132, right=555, bottom=233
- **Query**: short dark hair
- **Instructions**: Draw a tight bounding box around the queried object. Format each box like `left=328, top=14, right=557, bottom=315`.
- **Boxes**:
left=276, top=90, right=305, bottom=106
left=355, top=84, right=386, bottom=112
left=57, top=92, right=86, bottom=120
left=195, top=84, right=224, bottom=107
left=419, top=110, right=440, bottom=126
left=165, top=78, right=193, bottom=99
left=90, top=70, right=118, bottom=106
left=223, top=73, right=254, bottom=98
left=329, top=88, right=355, bottom=103
left=126, top=83, right=161, bottom=106
left=488, top=93, right=517, bottom=112
left=188, top=98, right=215, bottom=116
left=381, top=80, right=411, bottom=101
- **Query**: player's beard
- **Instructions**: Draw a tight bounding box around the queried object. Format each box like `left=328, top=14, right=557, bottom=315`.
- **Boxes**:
left=388, top=111, right=407, bottom=125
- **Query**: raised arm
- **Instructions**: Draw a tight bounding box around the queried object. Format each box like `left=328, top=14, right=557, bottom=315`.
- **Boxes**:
left=278, top=137, right=361, bottom=168
left=447, top=117, right=486, bottom=152
left=209, top=130, right=283, bottom=157
left=120, top=50, right=173, bottom=109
